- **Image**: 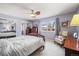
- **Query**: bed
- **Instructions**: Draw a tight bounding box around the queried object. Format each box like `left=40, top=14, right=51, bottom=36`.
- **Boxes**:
left=0, top=35, right=45, bottom=56
left=0, top=31, right=16, bottom=38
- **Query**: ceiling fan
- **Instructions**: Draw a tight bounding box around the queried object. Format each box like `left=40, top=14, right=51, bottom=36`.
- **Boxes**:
left=25, top=9, right=40, bottom=18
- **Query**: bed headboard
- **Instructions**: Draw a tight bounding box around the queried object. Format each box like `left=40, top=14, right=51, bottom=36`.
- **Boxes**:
left=0, top=31, right=16, bottom=39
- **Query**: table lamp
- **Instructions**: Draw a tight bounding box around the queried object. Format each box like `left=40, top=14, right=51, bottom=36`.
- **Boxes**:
left=70, top=14, right=79, bottom=26
left=70, top=14, right=79, bottom=49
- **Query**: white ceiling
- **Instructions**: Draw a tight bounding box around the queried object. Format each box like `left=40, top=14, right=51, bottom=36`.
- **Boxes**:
left=0, top=3, right=78, bottom=20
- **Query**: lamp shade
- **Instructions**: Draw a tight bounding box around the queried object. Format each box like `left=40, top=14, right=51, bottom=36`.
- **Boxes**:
left=70, top=14, right=79, bottom=26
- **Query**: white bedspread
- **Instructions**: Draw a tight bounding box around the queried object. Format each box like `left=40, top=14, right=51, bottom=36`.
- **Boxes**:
left=0, top=35, right=44, bottom=56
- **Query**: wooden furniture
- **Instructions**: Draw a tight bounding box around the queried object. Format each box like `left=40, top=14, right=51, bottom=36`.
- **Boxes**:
left=37, top=34, right=45, bottom=42
left=64, top=37, right=79, bottom=56
left=26, top=27, right=31, bottom=35
left=26, top=26, right=45, bottom=42
left=26, top=26, right=38, bottom=35
left=31, top=26, right=38, bottom=33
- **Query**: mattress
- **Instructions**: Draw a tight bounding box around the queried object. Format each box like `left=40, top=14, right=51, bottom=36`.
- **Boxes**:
left=0, top=35, right=45, bottom=56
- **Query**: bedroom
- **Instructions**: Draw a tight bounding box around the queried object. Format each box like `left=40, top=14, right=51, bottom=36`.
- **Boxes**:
left=0, top=3, right=79, bottom=56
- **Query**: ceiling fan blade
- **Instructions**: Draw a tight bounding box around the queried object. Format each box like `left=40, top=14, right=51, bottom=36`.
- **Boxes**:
left=24, top=12, right=32, bottom=14
left=24, top=9, right=34, bottom=14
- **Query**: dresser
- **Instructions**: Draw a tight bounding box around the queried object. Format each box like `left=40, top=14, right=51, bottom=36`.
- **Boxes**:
left=64, top=37, right=79, bottom=56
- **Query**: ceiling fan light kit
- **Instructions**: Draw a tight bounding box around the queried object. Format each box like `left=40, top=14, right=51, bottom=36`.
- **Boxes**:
left=25, top=9, right=40, bottom=18
left=35, top=11, right=40, bottom=15
left=30, top=13, right=36, bottom=18
left=31, top=10, right=40, bottom=18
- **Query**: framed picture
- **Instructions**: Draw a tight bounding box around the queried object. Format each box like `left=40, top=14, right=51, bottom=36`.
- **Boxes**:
left=62, top=21, right=69, bottom=27
left=41, top=22, right=55, bottom=31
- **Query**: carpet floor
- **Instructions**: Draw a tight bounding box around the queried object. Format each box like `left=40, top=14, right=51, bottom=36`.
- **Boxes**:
left=32, top=39, right=65, bottom=56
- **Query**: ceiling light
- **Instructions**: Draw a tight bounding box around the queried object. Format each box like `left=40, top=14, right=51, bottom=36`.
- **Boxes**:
left=30, top=14, right=36, bottom=18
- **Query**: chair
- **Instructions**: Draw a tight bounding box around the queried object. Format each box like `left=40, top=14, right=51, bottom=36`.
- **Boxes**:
left=54, top=36, right=64, bottom=45
left=54, top=31, right=68, bottom=45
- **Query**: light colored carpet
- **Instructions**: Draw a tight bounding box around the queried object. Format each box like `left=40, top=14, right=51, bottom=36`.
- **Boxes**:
left=32, top=39, right=65, bottom=56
